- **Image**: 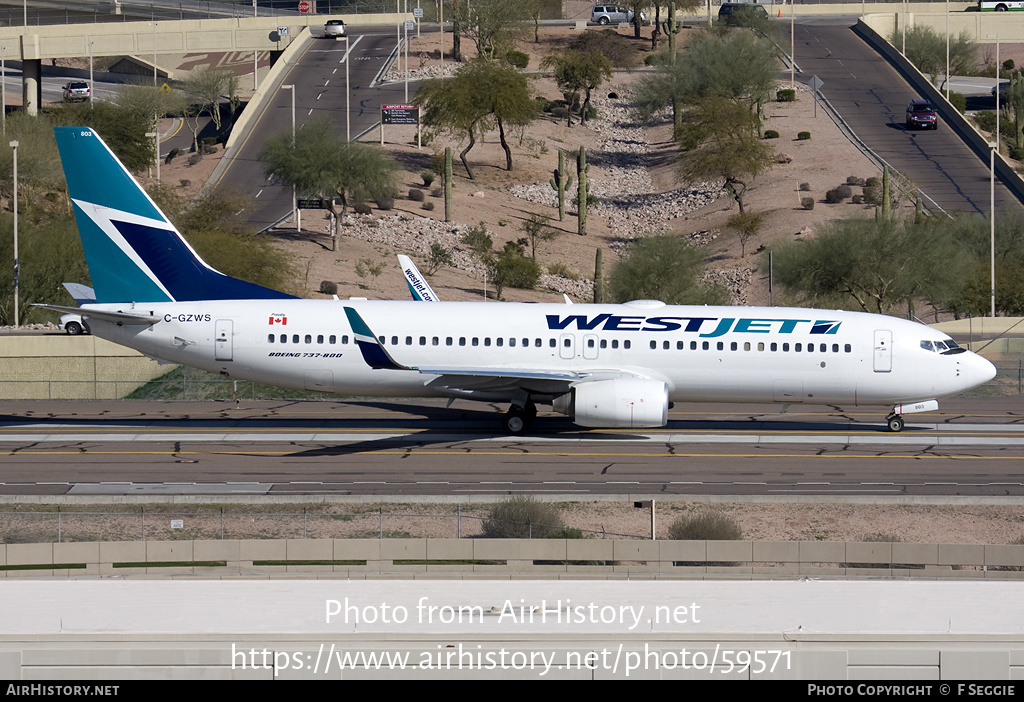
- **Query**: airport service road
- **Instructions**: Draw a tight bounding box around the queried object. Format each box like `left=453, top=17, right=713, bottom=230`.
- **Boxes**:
left=2, top=398, right=1024, bottom=497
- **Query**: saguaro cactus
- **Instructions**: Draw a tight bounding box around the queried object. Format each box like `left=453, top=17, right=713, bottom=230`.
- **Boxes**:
left=549, top=149, right=574, bottom=222
left=444, top=147, right=453, bottom=223
left=576, top=146, right=589, bottom=236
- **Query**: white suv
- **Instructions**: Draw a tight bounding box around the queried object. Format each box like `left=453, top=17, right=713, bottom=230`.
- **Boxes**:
left=323, top=19, right=346, bottom=37
left=591, top=5, right=646, bottom=24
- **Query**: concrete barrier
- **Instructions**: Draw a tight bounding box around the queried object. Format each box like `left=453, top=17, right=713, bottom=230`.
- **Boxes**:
left=3, top=537, right=1022, bottom=577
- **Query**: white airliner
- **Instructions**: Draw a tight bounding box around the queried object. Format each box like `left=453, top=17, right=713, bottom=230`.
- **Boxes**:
left=41, top=127, right=997, bottom=433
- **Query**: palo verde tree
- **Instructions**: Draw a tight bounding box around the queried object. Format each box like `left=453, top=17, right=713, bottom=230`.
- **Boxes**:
left=890, top=25, right=976, bottom=92
left=542, top=48, right=613, bottom=127
left=768, top=217, right=967, bottom=315
left=180, top=65, right=235, bottom=148
left=609, top=235, right=729, bottom=305
left=258, top=118, right=399, bottom=251
left=417, top=59, right=536, bottom=177
left=447, top=0, right=530, bottom=60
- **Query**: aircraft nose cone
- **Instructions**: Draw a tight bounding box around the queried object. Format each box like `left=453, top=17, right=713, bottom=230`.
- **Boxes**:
left=977, top=354, right=997, bottom=384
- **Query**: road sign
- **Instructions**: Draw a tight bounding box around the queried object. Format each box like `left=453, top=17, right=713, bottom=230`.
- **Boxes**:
left=277, top=26, right=289, bottom=36
left=297, top=198, right=328, bottom=210
left=381, top=104, right=419, bottom=125
left=298, top=1, right=311, bottom=13
left=413, top=7, right=424, bottom=17
left=405, top=20, right=415, bottom=31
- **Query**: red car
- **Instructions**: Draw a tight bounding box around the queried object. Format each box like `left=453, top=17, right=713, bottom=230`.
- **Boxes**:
left=905, top=99, right=938, bottom=130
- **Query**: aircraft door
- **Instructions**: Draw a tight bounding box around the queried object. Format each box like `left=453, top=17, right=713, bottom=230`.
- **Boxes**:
left=873, top=330, right=892, bottom=372
left=559, top=333, right=576, bottom=359
left=215, top=319, right=233, bottom=361
left=583, top=334, right=599, bottom=360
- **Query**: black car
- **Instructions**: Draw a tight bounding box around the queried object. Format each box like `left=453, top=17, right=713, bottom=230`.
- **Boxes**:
left=905, top=99, right=938, bottom=130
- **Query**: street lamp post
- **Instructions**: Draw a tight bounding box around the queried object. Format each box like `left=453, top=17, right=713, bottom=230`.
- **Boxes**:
left=345, top=36, right=351, bottom=141
left=146, top=131, right=160, bottom=183
left=991, top=143, right=997, bottom=318
left=989, top=34, right=1000, bottom=155
left=9, top=139, right=17, bottom=329
left=282, top=84, right=297, bottom=232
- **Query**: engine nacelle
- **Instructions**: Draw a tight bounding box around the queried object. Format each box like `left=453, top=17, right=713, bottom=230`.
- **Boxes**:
left=557, top=378, right=669, bottom=428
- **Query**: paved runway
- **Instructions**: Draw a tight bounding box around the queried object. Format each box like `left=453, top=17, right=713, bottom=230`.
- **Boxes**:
left=2, top=397, right=1023, bottom=497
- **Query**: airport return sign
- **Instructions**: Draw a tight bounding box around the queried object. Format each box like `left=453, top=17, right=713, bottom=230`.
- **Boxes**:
left=381, top=104, right=419, bottom=125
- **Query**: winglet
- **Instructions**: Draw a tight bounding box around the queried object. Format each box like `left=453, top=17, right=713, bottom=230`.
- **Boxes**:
left=398, top=254, right=441, bottom=302
left=343, top=307, right=413, bottom=371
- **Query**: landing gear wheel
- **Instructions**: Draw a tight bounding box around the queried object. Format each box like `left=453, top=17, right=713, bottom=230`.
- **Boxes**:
left=524, top=401, right=537, bottom=423
left=886, top=415, right=905, bottom=433
left=503, top=408, right=527, bottom=435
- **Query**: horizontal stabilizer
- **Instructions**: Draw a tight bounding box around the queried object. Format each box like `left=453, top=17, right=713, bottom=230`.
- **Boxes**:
left=33, top=304, right=161, bottom=326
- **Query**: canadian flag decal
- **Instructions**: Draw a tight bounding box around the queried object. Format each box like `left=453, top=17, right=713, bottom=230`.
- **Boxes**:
left=269, top=316, right=287, bottom=325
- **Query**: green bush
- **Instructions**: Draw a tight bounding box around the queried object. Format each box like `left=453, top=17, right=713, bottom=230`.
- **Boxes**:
left=408, top=188, right=425, bottom=202
left=797, top=131, right=811, bottom=140
left=825, top=184, right=853, bottom=203
left=505, top=50, right=529, bottom=69
left=949, top=91, right=966, bottom=114
left=799, top=182, right=811, bottom=191
left=764, top=129, right=779, bottom=139
left=420, top=170, right=436, bottom=187
left=776, top=88, right=796, bottom=102
left=375, top=197, right=394, bottom=210
left=801, top=196, right=815, bottom=210
left=481, top=496, right=564, bottom=539
left=422, top=201, right=435, bottom=211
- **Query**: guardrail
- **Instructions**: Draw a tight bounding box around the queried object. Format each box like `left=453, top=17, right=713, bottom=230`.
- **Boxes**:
left=2, top=537, right=1023, bottom=577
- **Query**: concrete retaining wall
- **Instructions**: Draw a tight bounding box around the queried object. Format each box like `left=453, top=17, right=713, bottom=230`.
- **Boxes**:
left=0, top=335, right=170, bottom=400
left=3, top=537, right=1022, bottom=577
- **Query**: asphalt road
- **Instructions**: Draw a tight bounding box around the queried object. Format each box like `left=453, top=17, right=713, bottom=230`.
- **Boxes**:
left=221, top=27, right=413, bottom=231
left=2, top=397, right=1024, bottom=497
left=789, top=17, right=1018, bottom=215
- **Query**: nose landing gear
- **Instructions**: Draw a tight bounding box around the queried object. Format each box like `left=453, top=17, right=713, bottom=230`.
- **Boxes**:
left=886, top=414, right=905, bottom=433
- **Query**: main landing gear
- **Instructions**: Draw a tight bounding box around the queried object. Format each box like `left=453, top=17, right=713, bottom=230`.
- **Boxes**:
left=503, top=401, right=538, bottom=435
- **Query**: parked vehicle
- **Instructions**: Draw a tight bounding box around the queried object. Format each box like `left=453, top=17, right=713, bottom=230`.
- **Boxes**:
left=591, top=5, right=645, bottom=24
left=59, top=314, right=88, bottom=335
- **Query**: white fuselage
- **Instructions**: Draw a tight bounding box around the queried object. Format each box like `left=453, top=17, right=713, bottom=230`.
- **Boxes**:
left=84, top=299, right=994, bottom=409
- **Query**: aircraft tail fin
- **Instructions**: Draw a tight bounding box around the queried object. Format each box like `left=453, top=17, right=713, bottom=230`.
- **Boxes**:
left=54, top=127, right=294, bottom=304
left=398, top=254, right=441, bottom=302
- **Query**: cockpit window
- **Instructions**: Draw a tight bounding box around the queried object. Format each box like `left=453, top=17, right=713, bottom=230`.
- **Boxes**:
left=920, top=340, right=935, bottom=352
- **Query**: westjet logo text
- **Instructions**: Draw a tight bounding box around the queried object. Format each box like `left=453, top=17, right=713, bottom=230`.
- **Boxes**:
left=545, top=315, right=840, bottom=337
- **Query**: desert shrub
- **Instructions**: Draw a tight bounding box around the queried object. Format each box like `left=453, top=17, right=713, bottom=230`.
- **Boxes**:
left=797, top=131, right=811, bottom=140
left=846, top=176, right=866, bottom=186
left=422, top=201, right=435, bottom=211
left=799, top=182, right=811, bottom=191
left=668, top=511, right=742, bottom=541
left=801, top=197, right=815, bottom=210
left=430, top=186, right=442, bottom=198
left=1012, top=146, right=1024, bottom=161
left=764, top=129, right=779, bottom=139
left=865, top=176, right=881, bottom=187
left=353, top=202, right=372, bottom=215
left=547, top=262, right=581, bottom=280
left=551, top=106, right=569, bottom=120
left=420, top=170, right=436, bottom=187
left=425, top=242, right=452, bottom=273
left=1005, top=58, right=1016, bottom=72
left=460, top=222, right=493, bottom=259
left=570, top=28, right=639, bottom=68
left=481, top=496, right=564, bottom=538
left=949, top=91, right=966, bottom=114
left=408, top=188, right=425, bottom=202
left=375, top=196, right=394, bottom=210
left=776, top=88, right=796, bottom=102
left=851, top=194, right=864, bottom=204
left=319, top=280, right=338, bottom=295
left=825, top=184, right=853, bottom=203
left=505, top=49, right=529, bottom=69
left=491, top=241, right=542, bottom=296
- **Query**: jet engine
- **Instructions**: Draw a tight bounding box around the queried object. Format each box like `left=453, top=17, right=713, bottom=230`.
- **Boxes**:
left=554, top=378, right=669, bottom=428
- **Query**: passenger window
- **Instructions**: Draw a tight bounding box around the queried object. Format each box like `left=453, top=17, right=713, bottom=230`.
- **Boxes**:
left=433, top=337, right=439, bottom=346
left=717, top=341, right=724, bottom=351
left=677, top=341, right=684, bottom=350
left=460, top=337, right=466, bottom=346
left=281, top=334, right=287, bottom=343
left=390, top=336, right=397, bottom=345
left=758, top=342, right=764, bottom=352
left=305, top=334, right=312, bottom=344
left=535, top=339, right=542, bottom=347
left=317, top=335, right=324, bottom=344
left=624, top=340, right=631, bottom=349
left=832, top=344, right=839, bottom=353
left=601, top=340, right=608, bottom=349
left=770, top=343, right=777, bottom=352
left=338, top=335, right=345, bottom=344
left=702, top=341, right=709, bottom=350
left=446, top=337, right=453, bottom=346
left=587, top=339, right=595, bottom=348
left=293, top=335, right=300, bottom=344
left=845, top=344, right=851, bottom=353
left=730, top=342, right=737, bottom=351
left=783, top=343, right=790, bottom=352
left=744, top=342, right=751, bottom=351
left=472, top=338, right=479, bottom=346
left=663, top=341, right=670, bottom=350
left=819, top=343, right=826, bottom=353
left=420, top=336, right=427, bottom=346
left=650, top=340, right=657, bottom=350
left=691, top=341, right=697, bottom=350
left=795, top=343, right=802, bottom=352
left=612, top=340, right=619, bottom=349
left=496, top=338, right=503, bottom=347
left=550, top=339, right=556, bottom=348
left=268, top=334, right=274, bottom=343
left=406, top=336, right=413, bottom=345
left=484, top=338, right=491, bottom=347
